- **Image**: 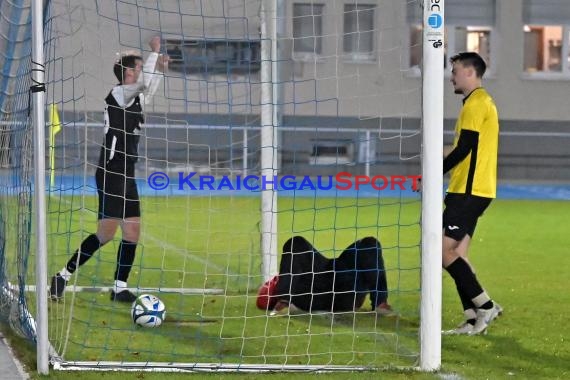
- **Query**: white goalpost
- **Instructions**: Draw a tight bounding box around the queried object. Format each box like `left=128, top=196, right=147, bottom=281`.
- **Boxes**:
left=420, top=0, right=444, bottom=371
left=17, top=0, right=443, bottom=374
left=260, top=0, right=280, bottom=281
left=31, top=0, right=49, bottom=374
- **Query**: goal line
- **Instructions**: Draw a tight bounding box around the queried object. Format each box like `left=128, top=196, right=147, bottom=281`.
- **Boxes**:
left=51, top=361, right=408, bottom=373
left=11, top=283, right=224, bottom=295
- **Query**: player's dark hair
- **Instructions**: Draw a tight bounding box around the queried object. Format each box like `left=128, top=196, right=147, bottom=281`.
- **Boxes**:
left=450, top=52, right=487, bottom=78
left=113, top=54, right=142, bottom=83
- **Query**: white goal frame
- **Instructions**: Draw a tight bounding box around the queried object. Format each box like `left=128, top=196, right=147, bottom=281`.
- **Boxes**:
left=31, top=0, right=444, bottom=374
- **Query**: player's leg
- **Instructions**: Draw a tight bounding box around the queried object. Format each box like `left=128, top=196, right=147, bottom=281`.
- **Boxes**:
left=453, top=231, right=503, bottom=327
left=442, top=234, right=478, bottom=334
left=446, top=233, right=478, bottom=332
left=329, top=239, right=363, bottom=312
left=459, top=196, right=502, bottom=332
left=49, top=219, right=120, bottom=300
left=109, top=216, right=140, bottom=302
left=456, top=234, right=471, bottom=262
left=341, top=237, right=392, bottom=314
left=50, top=169, right=120, bottom=300
left=442, top=194, right=499, bottom=335
left=362, top=237, right=394, bottom=315
left=442, top=195, right=477, bottom=332
left=110, top=174, right=141, bottom=302
left=461, top=197, right=503, bottom=333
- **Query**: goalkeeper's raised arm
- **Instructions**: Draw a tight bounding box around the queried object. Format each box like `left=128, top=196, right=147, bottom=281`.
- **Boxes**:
left=113, top=36, right=169, bottom=107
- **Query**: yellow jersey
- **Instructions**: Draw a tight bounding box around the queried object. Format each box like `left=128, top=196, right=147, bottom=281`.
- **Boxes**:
left=447, top=88, right=499, bottom=198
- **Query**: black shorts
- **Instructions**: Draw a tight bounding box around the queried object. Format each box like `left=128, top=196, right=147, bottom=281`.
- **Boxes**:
left=443, top=193, right=492, bottom=241
left=95, top=166, right=140, bottom=220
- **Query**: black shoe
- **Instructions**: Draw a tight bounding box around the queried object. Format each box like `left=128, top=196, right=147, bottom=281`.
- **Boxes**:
left=110, top=289, right=137, bottom=303
left=50, top=274, right=67, bottom=301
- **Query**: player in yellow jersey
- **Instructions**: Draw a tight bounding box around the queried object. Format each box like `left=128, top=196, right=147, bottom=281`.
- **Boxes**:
left=442, top=52, right=502, bottom=335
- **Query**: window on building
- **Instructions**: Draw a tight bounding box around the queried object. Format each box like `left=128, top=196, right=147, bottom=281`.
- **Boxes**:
left=165, top=39, right=261, bottom=76
left=407, top=0, right=495, bottom=72
left=462, top=28, right=491, bottom=60
left=343, top=4, right=376, bottom=61
left=523, top=25, right=568, bottom=73
left=523, top=1, right=570, bottom=75
left=293, top=3, right=325, bottom=56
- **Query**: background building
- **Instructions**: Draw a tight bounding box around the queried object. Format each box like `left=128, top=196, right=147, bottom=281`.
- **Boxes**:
left=40, top=0, right=570, bottom=181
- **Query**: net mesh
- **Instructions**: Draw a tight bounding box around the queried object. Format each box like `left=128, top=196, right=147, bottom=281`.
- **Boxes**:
left=0, top=0, right=424, bottom=371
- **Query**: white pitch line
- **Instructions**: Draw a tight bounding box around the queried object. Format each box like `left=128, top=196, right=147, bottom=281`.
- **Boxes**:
left=438, top=373, right=464, bottom=380
left=18, top=284, right=223, bottom=295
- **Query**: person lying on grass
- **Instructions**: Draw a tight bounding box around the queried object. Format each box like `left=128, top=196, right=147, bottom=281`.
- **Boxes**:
left=257, top=236, right=394, bottom=316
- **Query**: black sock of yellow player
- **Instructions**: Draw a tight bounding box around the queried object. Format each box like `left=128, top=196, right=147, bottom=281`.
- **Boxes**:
left=446, top=258, right=486, bottom=305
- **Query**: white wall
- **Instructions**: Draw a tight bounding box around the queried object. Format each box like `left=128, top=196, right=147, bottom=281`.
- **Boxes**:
left=48, top=0, right=570, bottom=123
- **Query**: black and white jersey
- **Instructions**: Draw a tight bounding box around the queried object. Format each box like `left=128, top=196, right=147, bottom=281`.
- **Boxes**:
left=99, top=92, right=144, bottom=171
left=97, top=52, right=161, bottom=173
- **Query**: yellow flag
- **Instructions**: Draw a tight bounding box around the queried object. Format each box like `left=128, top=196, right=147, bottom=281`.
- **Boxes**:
left=49, top=104, right=61, bottom=189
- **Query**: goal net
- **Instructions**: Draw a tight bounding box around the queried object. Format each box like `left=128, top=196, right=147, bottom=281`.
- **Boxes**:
left=0, top=0, right=441, bottom=373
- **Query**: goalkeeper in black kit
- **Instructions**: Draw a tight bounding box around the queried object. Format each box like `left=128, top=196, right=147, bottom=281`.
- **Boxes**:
left=257, top=236, right=394, bottom=316
left=50, top=37, right=168, bottom=302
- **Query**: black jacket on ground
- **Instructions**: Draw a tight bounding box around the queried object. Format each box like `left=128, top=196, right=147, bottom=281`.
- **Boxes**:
left=274, top=236, right=388, bottom=312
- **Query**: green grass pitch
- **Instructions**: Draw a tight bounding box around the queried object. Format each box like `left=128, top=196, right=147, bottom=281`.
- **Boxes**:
left=22, top=196, right=568, bottom=379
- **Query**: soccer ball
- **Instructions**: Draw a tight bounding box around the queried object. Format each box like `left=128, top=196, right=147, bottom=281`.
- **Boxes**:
left=131, top=294, right=166, bottom=328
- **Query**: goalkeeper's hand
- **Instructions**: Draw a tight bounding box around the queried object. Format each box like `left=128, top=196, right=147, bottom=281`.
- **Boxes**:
left=157, top=54, right=169, bottom=72
left=149, top=36, right=161, bottom=53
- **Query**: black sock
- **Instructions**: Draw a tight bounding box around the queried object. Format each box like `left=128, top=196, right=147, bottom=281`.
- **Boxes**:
left=456, top=283, right=476, bottom=311
left=445, top=258, right=485, bottom=301
left=114, top=240, right=137, bottom=282
left=66, top=234, right=101, bottom=273
left=472, top=273, right=494, bottom=310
